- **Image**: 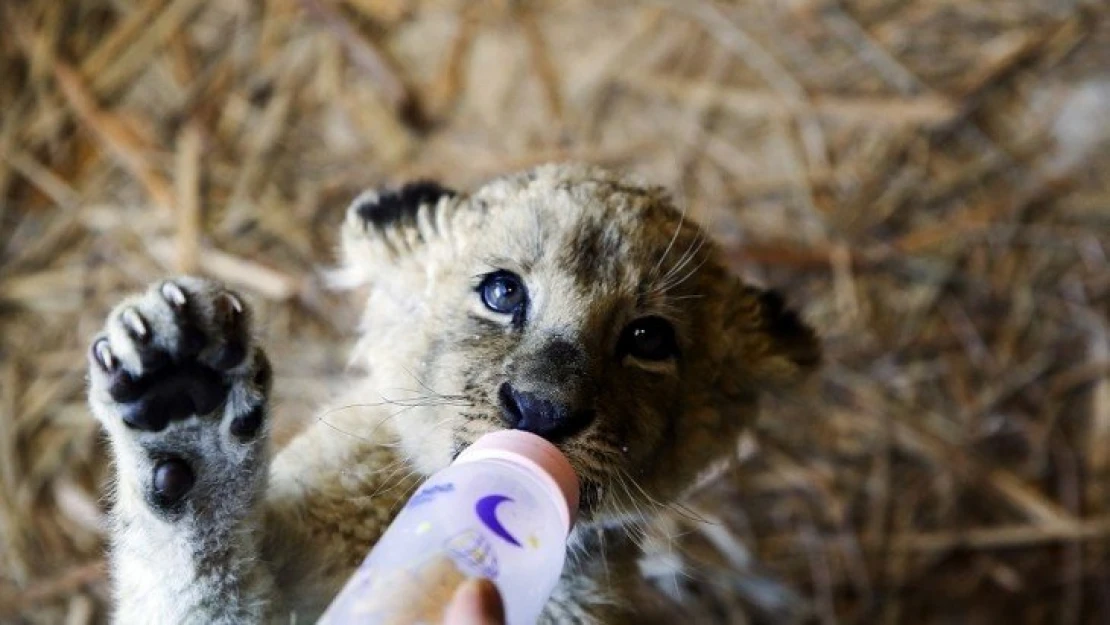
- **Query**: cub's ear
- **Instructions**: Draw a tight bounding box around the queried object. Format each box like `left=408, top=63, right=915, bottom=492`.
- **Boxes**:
left=721, top=281, right=821, bottom=393
left=337, top=180, right=462, bottom=287
left=349, top=181, right=457, bottom=232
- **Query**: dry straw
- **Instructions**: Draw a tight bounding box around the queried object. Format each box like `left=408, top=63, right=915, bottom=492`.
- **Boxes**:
left=1, top=0, right=1107, bottom=623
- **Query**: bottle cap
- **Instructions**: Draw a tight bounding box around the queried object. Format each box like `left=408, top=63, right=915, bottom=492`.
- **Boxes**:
left=456, top=430, right=580, bottom=534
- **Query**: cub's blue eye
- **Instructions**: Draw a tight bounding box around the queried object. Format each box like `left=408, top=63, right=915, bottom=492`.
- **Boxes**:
left=479, top=271, right=527, bottom=315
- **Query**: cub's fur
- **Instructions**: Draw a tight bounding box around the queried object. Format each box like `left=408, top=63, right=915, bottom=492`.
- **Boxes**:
left=87, top=163, right=819, bottom=623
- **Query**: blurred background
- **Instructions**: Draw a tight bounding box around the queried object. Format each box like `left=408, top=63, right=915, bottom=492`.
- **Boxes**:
left=1, top=0, right=1108, bottom=623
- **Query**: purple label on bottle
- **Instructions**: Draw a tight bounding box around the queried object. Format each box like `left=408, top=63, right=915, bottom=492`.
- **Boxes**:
left=406, top=482, right=455, bottom=508
left=475, top=495, right=522, bottom=547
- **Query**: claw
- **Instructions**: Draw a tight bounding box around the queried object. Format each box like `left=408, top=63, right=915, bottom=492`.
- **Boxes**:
left=121, top=308, right=149, bottom=342
left=92, top=338, right=116, bottom=371
left=161, top=282, right=187, bottom=309
left=223, top=292, right=243, bottom=315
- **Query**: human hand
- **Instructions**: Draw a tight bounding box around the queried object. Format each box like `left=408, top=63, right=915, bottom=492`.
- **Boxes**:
left=443, top=578, right=506, bottom=625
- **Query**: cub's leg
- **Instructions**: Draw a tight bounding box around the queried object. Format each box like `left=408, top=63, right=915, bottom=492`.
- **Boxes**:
left=87, top=277, right=274, bottom=624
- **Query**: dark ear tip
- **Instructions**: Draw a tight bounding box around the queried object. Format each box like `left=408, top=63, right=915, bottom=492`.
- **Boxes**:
left=353, top=180, right=458, bottom=228
left=760, top=289, right=822, bottom=371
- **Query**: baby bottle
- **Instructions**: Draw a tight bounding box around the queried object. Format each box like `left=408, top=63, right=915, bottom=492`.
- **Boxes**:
left=319, top=430, right=579, bottom=625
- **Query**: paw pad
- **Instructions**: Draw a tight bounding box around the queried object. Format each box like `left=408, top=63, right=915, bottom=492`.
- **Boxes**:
left=230, top=405, right=265, bottom=439
left=152, top=458, right=195, bottom=508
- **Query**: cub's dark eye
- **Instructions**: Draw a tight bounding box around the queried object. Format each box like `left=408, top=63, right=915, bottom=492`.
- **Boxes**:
left=479, top=271, right=527, bottom=315
left=618, top=316, right=678, bottom=361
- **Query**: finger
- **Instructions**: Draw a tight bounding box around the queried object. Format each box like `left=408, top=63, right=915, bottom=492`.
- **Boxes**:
left=443, top=578, right=505, bottom=625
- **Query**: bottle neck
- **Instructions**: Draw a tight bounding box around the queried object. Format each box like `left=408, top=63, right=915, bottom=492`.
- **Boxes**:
left=455, top=443, right=577, bottom=536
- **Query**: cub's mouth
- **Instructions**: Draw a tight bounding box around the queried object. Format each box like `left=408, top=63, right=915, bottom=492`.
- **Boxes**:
left=446, top=419, right=617, bottom=524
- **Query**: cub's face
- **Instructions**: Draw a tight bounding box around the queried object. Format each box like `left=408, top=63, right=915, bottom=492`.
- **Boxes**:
left=341, top=165, right=818, bottom=527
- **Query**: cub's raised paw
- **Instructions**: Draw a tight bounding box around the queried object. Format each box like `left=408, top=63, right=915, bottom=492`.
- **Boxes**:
left=87, top=277, right=272, bottom=518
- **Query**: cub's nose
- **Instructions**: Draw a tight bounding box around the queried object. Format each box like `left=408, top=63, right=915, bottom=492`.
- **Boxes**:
left=498, top=382, right=593, bottom=442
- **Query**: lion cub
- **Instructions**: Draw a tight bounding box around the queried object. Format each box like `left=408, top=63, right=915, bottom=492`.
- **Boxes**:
left=86, top=163, right=819, bottom=623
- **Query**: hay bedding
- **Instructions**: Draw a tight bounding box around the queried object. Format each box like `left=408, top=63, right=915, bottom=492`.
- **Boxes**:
left=0, top=0, right=1107, bottom=622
